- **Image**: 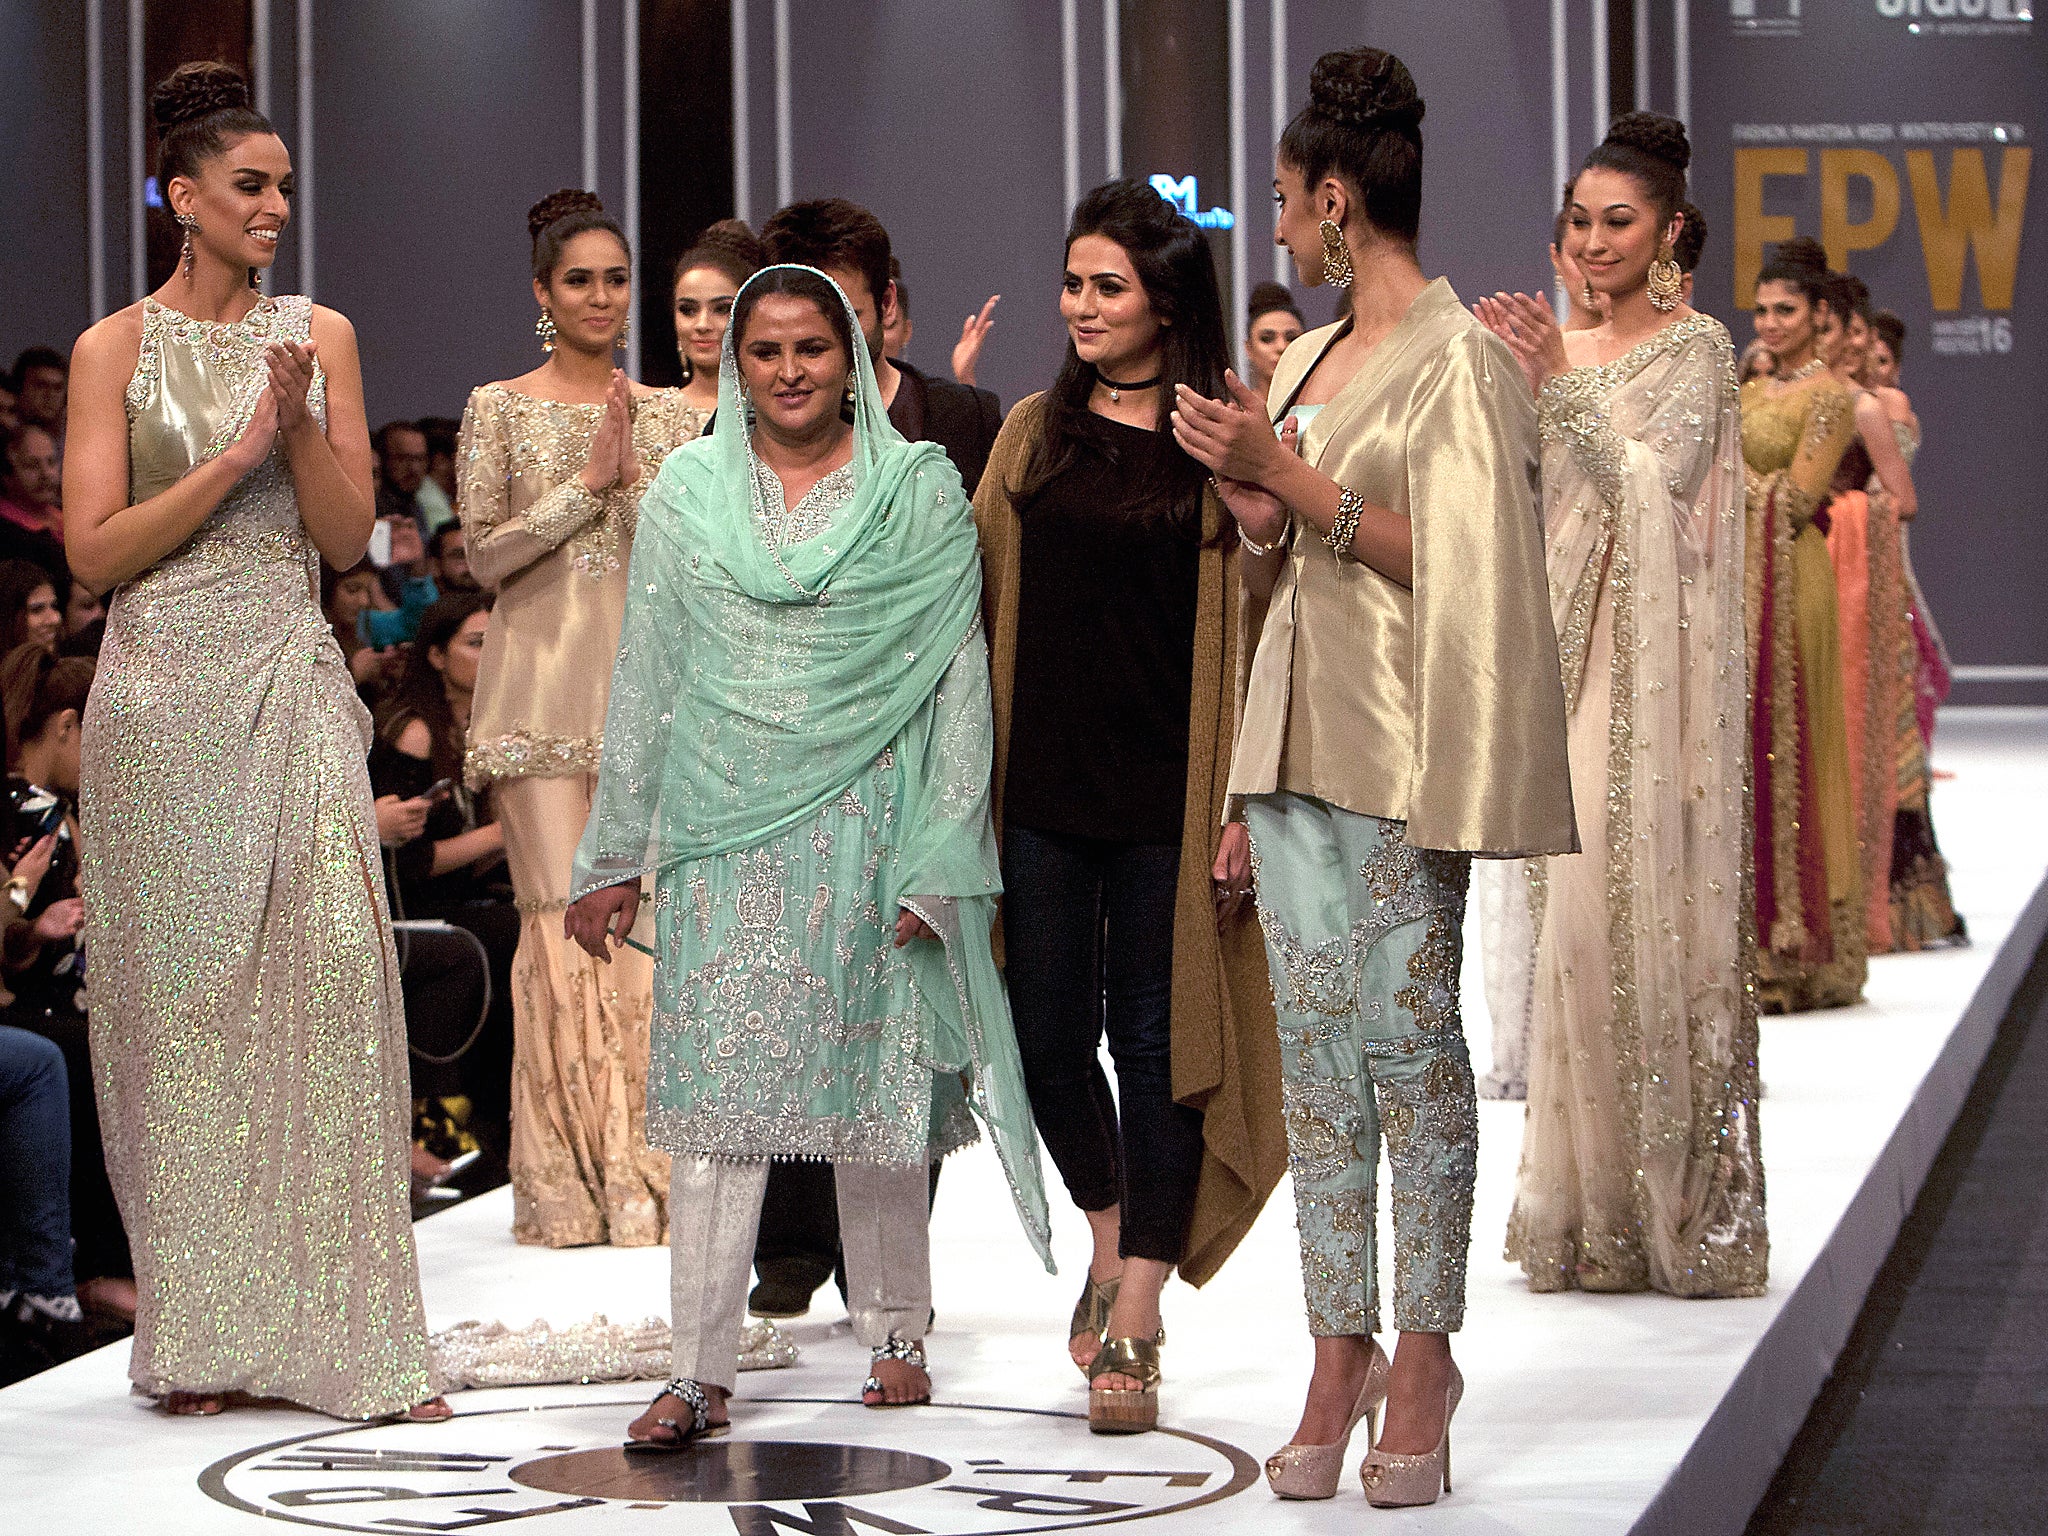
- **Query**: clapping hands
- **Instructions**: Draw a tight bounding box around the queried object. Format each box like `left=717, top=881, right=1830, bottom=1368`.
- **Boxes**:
left=1473, top=291, right=1570, bottom=397
left=579, top=370, right=640, bottom=495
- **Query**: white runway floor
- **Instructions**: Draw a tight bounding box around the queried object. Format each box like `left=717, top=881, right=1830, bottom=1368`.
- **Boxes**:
left=4, top=708, right=2045, bottom=1536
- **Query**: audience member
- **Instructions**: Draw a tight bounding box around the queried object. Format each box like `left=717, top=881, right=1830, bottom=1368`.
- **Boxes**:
left=0, top=380, right=19, bottom=435
left=1, top=645, right=132, bottom=1328
left=0, top=425, right=66, bottom=584
left=375, top=420, right=433, bottom=531
left=0, top=563, right=61, bottom=655
left=61, top=582, right=102, bottom=641
left=882, top=256, right=913, bottom=358
left=426, top=524, right=477, bottom=592
left=0, top=1023, right=87, bottom=1377
left=415, top=416, right=461, bottom=532
left=8, top=349, right=68, bottom=438
left=322, top=558, right=404, bottom=694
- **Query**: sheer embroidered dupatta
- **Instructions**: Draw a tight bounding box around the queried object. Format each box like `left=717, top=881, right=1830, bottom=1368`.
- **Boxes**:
left=1502, top=316, right=1765, bottom=1296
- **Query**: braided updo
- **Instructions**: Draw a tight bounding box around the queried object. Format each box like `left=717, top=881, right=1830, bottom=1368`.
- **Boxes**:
left=151, top=61, right=275, bottom=189
left=1582, top=111, right=1690, bottom=224
left=1279, top=47, right=1426, bottom=246
left=528, top=188, right=630, bottom=282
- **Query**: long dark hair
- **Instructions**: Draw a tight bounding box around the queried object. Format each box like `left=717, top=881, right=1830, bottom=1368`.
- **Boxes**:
left=1012, top=180, right=1229, bottom=532
left=2, top=644, right=93, bottom=770
left=376, top=591, right=492, bottom=784
left=0, top=560, right=54, bottom=652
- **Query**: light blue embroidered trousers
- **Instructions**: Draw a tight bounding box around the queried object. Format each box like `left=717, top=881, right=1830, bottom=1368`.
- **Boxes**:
left=1245, top=792, right=1477, bottom=1335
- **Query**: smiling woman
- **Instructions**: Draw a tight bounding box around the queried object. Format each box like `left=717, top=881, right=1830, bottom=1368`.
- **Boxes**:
left=59, top=59, right=447, bottom=1423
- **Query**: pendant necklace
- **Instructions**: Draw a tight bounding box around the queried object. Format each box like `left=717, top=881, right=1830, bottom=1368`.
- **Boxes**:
left=1098, top=370, right=1162, bottom=404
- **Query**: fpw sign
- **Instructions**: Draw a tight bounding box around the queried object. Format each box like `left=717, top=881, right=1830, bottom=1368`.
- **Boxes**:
left=1731, top=140, right=2031, bottom=311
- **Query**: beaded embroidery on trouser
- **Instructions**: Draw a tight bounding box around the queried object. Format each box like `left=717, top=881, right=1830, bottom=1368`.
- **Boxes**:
left=1245, top=793, right=1476, bottom=1336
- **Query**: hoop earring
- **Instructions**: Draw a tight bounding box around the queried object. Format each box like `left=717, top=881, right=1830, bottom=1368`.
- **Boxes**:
left=175, top=212, right=200, bottom=279
left=1318, top=218, right=1355, bottom=290
left=536, top=308, right=558, bottom=353
left=1647, top=243, right=1683, bottom=312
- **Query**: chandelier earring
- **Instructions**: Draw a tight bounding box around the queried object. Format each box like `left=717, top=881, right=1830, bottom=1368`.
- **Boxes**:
left=614, top=312, right=630, bottom=351
left=536, top=308, right=558, bottom=353
left=1647, top=241, right=1683, bottom=312
left=1584, top=278, right=1598, bottom=309
left=1318, top=217, right=1355, bottom=290
left=175, top=212, right=201, bottom=279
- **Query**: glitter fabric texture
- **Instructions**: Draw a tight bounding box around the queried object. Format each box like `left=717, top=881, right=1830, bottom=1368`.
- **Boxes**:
left=81, top=295, right=431, bottom=1418
left=1246, top=793, right=1475, bottom=1336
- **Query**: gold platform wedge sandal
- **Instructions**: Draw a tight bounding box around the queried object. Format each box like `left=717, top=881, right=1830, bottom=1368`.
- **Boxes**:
left=1087, top=1332, right=1163, bottom=1434
left=1359, top=1362, right=1463, bottom=1507
left=1068, top=1272, right=1120, bottom=1377
left=1263, top=1339, right=1391, bottom=1499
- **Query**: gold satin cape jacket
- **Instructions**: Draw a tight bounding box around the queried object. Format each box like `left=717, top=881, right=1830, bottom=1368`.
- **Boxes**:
left=1229, top=279, right=1579, bottom=858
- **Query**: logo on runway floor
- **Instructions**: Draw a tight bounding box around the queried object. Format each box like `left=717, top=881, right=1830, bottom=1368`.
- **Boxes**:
left=199, top=1395, right=1259, bottom=1532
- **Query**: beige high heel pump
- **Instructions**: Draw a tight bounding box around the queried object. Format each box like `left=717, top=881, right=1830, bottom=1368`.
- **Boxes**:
left=1359, top=1361, right=1463, bottom=1508
left=1263, top=1340, right=1391, bottom=1500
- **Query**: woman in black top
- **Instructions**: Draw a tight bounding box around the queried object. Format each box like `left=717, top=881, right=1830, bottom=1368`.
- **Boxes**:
left=977, top=181, right=1281, bottom=1434
left=1, top=643, right=133, bottom=1322
left=370, top=593, right=517, bottom=1157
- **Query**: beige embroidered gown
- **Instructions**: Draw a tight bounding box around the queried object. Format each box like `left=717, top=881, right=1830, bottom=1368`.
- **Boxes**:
left=1501, top=315, right=1765, bottom=1298
left=82, top=295, right=432, bottom=1416
left=456, top=383, right=705, bottom=1246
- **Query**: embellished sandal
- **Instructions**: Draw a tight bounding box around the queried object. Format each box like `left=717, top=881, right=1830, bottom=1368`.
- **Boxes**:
left=623, top=1377, right=730, bottom=1453
left=1087, top=1332, right=1163, bottom=1434
left=1068, top=1272, right=1121, bottom=1378
left=861, top=1334, right=931, bottom=1408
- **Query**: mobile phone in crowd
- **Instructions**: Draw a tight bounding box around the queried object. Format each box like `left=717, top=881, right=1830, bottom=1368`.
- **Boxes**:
left=367, top=518, right=395, bottom=567
left=424, top=778, right=457, bottom=803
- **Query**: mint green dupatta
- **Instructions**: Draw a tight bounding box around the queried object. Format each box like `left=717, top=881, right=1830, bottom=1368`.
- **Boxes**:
left=572, top=266, right=1051, bottom=1268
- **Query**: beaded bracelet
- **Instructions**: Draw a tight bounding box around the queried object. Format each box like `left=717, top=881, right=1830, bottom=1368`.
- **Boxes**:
left=1239, top=523, right=1289, bottom=558
left=1325, top=488, right=1366, bottom=559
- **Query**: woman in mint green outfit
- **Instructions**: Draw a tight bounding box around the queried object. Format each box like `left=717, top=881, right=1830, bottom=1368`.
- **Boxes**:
left=566, top=265, right=1050, bottom=1449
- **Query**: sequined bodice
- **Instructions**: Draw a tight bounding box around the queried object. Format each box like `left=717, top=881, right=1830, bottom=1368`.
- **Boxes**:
left=1739, top=374, right=1829, bottom=476
left=124, top=295, right=325, bottom=590
left=1892, top=418, right=1920, bottom=464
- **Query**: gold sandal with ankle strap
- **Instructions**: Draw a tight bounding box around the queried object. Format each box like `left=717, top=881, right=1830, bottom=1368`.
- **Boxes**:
left=1087, top=1333, right=1162, bottom=1434
left=1067, top=1273, right=1120, bottom=1378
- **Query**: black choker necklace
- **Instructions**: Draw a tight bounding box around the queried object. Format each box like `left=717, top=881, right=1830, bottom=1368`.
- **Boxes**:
left=1097, top=369, right=1162, bottom=403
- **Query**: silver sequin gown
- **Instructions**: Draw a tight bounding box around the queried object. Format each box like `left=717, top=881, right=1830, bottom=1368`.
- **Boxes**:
left=80, top=295, right=432, bottom=1417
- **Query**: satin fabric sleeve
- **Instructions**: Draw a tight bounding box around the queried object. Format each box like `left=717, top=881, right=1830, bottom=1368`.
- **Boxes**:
left=455, top=388, right=607, bottom=590
left=1404, top=330, right=1578, bottom=856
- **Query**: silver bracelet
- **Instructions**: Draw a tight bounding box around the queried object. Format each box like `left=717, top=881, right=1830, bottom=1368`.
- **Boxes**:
left=1325, top=488, right=1366, bottom=559
left=1239, top=522, right=1289, bottom=558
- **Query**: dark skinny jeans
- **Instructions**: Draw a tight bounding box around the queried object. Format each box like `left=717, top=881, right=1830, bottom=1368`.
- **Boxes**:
left=0, top=1024, right=73, bottom=1298
left=1002, top=825, right=1203, bottom=1265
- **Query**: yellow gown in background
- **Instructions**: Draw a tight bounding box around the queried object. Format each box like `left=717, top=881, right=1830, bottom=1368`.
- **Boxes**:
left=456, top=383, right=705, bottom=1247
left=1740, top=365, right=1865, bottom=1012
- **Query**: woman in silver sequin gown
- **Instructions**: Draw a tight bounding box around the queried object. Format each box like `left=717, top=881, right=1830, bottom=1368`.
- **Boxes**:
left=63, top=64, right=442, bottom=1420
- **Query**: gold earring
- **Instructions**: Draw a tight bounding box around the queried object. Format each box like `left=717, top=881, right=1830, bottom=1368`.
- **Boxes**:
left=843, top=376, right=857, bottom=407
left=614, top=312, right=630, bottom=351
left=536, top=309, right=557, bottom=352
left=1583, top=279, right=1598, bottom=308
left=1318, top=218, right=1355, bottom=289
left=175, top=212, right=200, bottom=279
left=1647, top=242, right=1683, bottom=312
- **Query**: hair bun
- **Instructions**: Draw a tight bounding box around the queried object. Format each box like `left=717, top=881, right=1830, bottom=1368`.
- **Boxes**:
left=527, top=189, right=606, bottom=245
left=150, top=61, right=251, bottom=133
left=1773, top=234, right=1831, bottom=275
left=1248, top=280, right=1296, bottom=315
left=1601, top=111, right=1690, bottom=173
left=695, top=218, right=766, bottom=270
left=1308, top=47, right=1425, bottom=136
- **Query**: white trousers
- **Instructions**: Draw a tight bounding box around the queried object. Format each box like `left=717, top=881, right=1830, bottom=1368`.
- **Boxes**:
left=668, top=1155, right=932, bottom=1392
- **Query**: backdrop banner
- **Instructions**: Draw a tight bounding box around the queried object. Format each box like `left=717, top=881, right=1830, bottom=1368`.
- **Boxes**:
left=1688, top=0, right=2042, bottom=687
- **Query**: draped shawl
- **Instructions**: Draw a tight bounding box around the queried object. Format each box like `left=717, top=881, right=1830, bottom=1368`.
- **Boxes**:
left=571, top=266, right=1052, bottom=1268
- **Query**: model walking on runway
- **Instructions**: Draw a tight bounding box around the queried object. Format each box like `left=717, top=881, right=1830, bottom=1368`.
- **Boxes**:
left=63, top=62, right=445, bottom=1420
left=457, top=191, right=703, bottom=1247
left=566, top=265, right=1049, bottom=1449
left=1172, top=47, right=1576, bottom=1507
left=974, top=180, right=1284, bottom=1434
left=1476, top=114, right=1764, bottom=1300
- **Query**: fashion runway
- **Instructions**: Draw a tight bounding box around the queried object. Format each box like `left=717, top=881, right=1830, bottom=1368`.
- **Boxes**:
left=3, top=707, right=2043, bottom=1536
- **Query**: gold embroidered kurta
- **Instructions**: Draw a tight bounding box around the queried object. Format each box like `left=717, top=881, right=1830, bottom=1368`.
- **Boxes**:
left=457, top=385, right=707, bottom=787
left=1229, top=279, right=1577, bottom=859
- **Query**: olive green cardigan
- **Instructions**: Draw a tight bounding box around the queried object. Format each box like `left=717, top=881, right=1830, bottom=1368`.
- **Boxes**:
left=972, top=393, right=1286, bottom=1286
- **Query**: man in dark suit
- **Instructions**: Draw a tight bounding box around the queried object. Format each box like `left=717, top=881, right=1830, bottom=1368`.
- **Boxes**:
left=760, top=198, right=1001, bottom=496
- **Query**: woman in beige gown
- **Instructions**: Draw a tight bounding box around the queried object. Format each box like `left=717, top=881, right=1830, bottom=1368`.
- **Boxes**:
left=1480, top=114, right=1763, bottom=1299
left=65, top=63, right=441, bottom=1419
left=457, top=191, right=703, bottom=1247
